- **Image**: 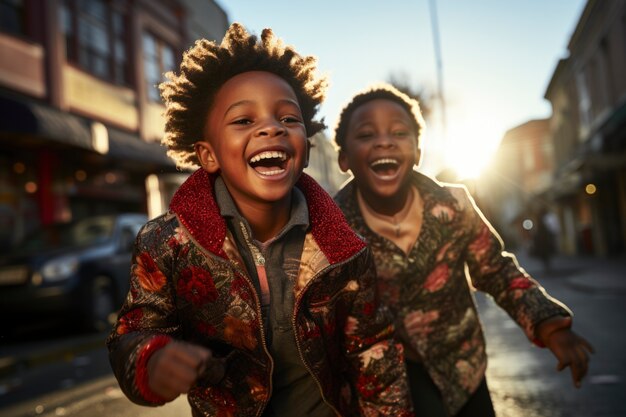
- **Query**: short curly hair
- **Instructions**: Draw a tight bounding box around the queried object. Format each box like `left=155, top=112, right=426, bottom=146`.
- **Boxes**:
left=159, top=23, right=328, bottom=169
left=333, top=83, right=425, bottom=152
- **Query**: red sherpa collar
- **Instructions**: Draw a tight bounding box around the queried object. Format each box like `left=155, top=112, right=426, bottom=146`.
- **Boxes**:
left=169, top=169, right=366, bottom=264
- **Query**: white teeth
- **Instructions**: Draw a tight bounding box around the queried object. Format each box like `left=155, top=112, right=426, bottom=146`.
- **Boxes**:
left=249, top=151, right=288, bottom=163
left=258, top=168, right=286, bottom=176
left=370, top=158, right=398, bottom=167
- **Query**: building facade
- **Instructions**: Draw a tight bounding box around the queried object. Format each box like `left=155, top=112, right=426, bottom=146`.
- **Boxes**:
left=0, top=0, right=228, bottom=250
left=544, top=0, right=626, bottom=257
left=478, top=119, right=554, bottom=249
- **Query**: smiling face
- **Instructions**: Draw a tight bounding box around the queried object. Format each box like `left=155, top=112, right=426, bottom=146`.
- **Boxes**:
left=339, top=98, right=420, bottom=203
left=195, top=71, right=309, bottom=211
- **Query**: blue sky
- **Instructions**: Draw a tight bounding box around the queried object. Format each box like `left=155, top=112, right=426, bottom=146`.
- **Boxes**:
left=217, top=0, right=587, bottom=177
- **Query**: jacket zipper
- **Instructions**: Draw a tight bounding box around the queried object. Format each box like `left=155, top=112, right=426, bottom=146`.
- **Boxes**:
left=239, top=222, right=271, bottom=307
left=237, top=221, right=275, bottom=417
left=291, top=246, right=367, bottom=416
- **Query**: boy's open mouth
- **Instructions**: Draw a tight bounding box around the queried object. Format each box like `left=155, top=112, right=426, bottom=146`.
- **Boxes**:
left=370, top=158, right=399, bottom=177
left=249, top=150, right=288, bottom=176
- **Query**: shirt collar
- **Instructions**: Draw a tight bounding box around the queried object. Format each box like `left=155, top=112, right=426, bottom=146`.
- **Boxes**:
left=214, top=176, right=309, bottom=242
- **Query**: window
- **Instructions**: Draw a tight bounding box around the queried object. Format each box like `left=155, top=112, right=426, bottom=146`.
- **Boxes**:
left=142, top=31, right=176, bottom=102
left=61, top=0, right=129, bottom=85
left=0, top=0, right=25, bottom=36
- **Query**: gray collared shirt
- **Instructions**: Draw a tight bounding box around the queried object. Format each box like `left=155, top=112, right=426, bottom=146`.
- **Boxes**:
left=214, top=176, right=308, bottom=321
left=214, top=176, right=333, bottom=417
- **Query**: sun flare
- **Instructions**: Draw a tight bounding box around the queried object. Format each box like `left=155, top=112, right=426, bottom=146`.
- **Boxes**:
left=441, top=118, right=504, bottom=180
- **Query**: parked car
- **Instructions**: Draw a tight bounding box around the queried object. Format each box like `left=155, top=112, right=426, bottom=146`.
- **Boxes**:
left=0, top=213, right=148, bottom=332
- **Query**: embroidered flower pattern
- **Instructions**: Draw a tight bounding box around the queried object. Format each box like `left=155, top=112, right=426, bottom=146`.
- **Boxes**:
left=357, top=373, right=383, bottom=400
left=361, top=343, right=388, bottom=367
left=424, top=263, right=449, bottom=292
left=246, top=375, right=266, bottom=402
left=177, top=266, right=218, bottom=306
left=436, top=242, right=453, bottom=262
left=135, top=252, right=166, bottom=292
left=468, top=224, right=492, bottom=261
left=229, top=276, right=251, bottom=301
left=206, top=387, right=236, bottom=417
left=345, top=316, right=359, bottom=335
left=431, top=203, right=455, bottom=222
left=509, top=276, right=533, bottom=290
left=223, top=315, right=257, bottom=350
left=403, top=309, right=440, bottom=338
left=116, top=308, right=143, bottom=335
left=455, top=359, right=474, bottom=390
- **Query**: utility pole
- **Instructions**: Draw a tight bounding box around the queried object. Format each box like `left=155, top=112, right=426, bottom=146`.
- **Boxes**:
left=428, top=0, right=447, bottom=145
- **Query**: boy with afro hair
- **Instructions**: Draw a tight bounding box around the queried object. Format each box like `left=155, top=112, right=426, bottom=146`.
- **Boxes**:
left=107, top=24, right=413, bottom=417
left=333, top=83, right=593, bottom=416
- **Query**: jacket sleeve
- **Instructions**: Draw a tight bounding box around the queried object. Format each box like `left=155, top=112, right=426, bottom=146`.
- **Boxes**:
left=456, top=187, right=572, bottom=344
left=344, top=247, right=414, bottom=416
left=106, top=218, right=181, bottom=406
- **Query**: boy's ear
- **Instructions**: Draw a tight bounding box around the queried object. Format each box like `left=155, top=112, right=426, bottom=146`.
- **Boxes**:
left=195, top=141, right=220, bottom=173
left=338, top=150, right=350, bottom=173
left=414, top=148, right=422, bottom=168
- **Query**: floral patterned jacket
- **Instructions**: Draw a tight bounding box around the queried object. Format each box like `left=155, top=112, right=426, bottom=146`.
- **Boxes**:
left=107, top=169, right=413, bottom=417
left=334, top=171, right=571, bottom=415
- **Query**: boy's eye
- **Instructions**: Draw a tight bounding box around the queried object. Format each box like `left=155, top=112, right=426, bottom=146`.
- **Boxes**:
left=232, top=118, right=252, bottom=125
left=280, top=116, right=302, bottom=124
left=393, top=131, right=409, bottom=138
left=355, top=131, right=374, bottom=139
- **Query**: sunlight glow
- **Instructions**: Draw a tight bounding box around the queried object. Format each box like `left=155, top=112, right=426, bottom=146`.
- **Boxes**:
left=442, top=116, right=505, bottom=180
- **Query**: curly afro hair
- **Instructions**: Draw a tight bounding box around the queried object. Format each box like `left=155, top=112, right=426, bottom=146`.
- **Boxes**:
left=333, top=83, right=425, bottom=152
left=159, top=22, right=328, bottom=169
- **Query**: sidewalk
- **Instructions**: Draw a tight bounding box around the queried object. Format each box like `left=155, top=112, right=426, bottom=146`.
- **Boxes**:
left=514, top=250, right=626, bottom=295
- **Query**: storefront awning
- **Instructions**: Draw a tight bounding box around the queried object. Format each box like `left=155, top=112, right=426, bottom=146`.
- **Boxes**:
left=1, top=92, right=176, bottom=169
left=108, top=127, right=175, bottom=168
left=0, top=93, right=93, bottom=150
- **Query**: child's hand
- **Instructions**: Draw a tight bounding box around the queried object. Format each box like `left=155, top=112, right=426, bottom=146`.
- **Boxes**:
left=545, top=328, right=595, bottom=388
left=147, top=340, right=213, bottom=400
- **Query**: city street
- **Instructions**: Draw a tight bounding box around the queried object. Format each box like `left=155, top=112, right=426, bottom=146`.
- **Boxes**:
left=481, top=252, right=626, bottom=417
left=0, top=251, right=624, bottom=417
left=1, top=1, right=623, bottom=416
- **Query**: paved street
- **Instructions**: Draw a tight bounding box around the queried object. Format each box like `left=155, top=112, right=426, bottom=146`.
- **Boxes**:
left=480, top=251, right=626, bottom=417
left=0, top=251, right=624, bottom=417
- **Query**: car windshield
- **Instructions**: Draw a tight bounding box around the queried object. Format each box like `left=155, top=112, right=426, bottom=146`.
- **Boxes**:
left=14, top=216, right=116, bottom=252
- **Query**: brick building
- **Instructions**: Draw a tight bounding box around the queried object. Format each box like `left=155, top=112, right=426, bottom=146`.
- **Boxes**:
left=0, top=0, right=229, bottom=250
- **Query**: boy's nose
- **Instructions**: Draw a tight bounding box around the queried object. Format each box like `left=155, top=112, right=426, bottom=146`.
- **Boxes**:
left=374, top=134, right=395, bottom=148
left=255, top=121, right=285, bottom=137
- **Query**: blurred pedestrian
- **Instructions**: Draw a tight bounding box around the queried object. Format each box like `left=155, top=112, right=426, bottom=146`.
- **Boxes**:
left=333, top=83, right=594, bottom=417
left=529, top=209, right=557, bottom=272
left=107, top=25, right=412, bottom=417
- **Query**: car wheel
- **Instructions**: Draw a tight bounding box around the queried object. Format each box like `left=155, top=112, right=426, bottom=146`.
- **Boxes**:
left=83, top=275, right=116, bottom=332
